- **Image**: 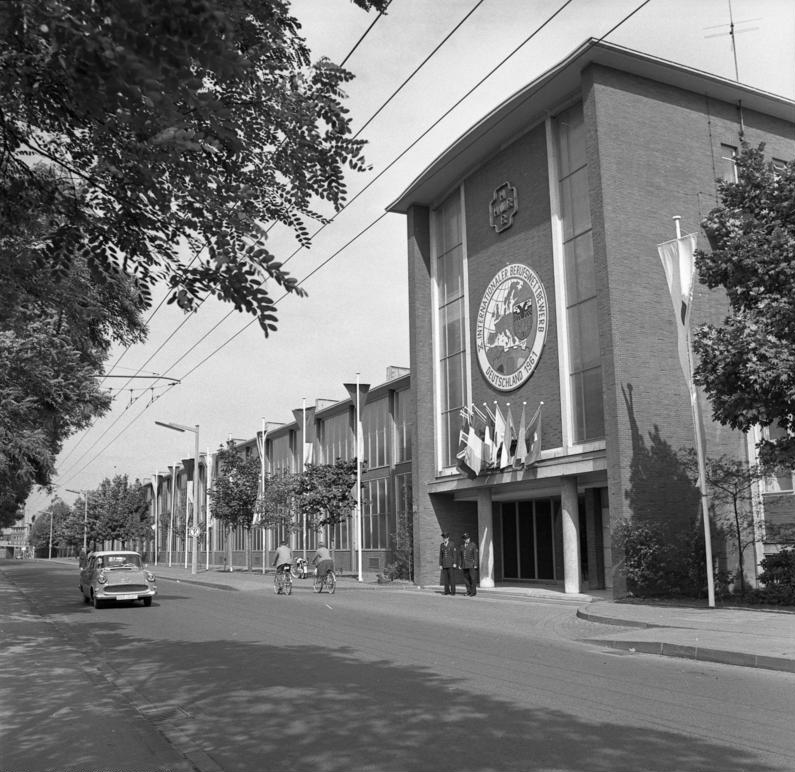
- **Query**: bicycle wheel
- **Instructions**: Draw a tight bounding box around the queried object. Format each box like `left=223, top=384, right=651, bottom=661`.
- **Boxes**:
left=273, top=572, right=282, bottom=595
left=286, top=574, right=293, bottom=595
left=313, top=572, right=323, bottom=593
left=326, top=570, right=336, bottom=595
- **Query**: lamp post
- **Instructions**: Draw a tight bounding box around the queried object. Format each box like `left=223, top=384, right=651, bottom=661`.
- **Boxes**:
left=66, top=489, right=88, bottom=552
left=156, top=421, right=200, bottom=575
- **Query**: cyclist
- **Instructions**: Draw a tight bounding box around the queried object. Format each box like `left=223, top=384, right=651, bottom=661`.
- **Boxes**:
left=273, top=540, right=293, bottom=578
left=312, top=539, right=334, bottom=578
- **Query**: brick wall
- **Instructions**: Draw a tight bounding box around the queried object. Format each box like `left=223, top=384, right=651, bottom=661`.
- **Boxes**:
left=583, top=63, right=794, bottom=583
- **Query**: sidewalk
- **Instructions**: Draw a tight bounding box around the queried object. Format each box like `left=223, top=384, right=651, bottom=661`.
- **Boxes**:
left=578, top=598, right=795, bottom=674
left=146, top=561, right=795, bottom=675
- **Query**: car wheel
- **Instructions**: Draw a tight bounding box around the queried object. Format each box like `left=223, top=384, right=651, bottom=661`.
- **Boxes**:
left=143, top=597, right=152, bottom=607
left=92, top=593, right=103, bottom=609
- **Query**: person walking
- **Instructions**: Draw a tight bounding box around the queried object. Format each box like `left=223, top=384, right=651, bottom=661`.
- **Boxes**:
left=439, top=532, right=458, bottom=595
left=460, top=532, right=478, bottom=596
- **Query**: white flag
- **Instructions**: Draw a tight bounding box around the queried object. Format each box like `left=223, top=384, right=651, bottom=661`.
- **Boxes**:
left=657, top=234, right=697, bottom=382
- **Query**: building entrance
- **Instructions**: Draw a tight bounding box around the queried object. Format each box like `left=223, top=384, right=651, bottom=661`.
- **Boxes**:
left=499, top=499, right=563, bottom=581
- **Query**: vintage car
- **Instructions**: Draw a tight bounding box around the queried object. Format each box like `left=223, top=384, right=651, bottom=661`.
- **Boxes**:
left=79, top=550, right=157, bottom=609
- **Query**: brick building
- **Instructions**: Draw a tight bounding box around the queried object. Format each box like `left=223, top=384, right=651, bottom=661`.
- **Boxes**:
left=388, top=40, right=795, bottom=597
left=149, top=368, right=412, bottom=574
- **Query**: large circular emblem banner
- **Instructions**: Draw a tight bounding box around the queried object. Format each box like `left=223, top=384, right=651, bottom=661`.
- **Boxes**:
left=475, top=263, right=548, bottom=392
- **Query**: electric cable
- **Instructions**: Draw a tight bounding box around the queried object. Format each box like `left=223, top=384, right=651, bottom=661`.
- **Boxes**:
left=61, top=0, right=487, bottom=474
left=55, top=0, right=653, bottom=488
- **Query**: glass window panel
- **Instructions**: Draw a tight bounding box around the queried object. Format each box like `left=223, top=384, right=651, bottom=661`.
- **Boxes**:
left=442, top=410, right=461, bottom=468
left=440, top=300, right=464, bottom=358
left=439, top=245, right=463, bottom=305
left=582, top=367, right=605, bottom=440
left=394, top=390, right=411, bottom=463
left=563, top=233, right=596, bottom=305
left=435, top=189, right=467, bottom=469
left=720, top=144, right=737, bottom=182
left=557, top=106, right=586, bottom=177
left=571, top=367, right=605, bottom=443
left=442, top=195, right=461, bottom=253
left=443, top=352, right=465, bottom=408
left=568, top=300, right=600, bottom=372
left=560, top=167, right=591, bottom=240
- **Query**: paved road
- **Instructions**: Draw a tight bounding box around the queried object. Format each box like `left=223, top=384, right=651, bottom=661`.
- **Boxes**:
left=3, top=560, right=794, bottom=772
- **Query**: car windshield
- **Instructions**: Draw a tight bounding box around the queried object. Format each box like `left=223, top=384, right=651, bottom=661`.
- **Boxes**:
left=104, top=555, right=141, bottom=569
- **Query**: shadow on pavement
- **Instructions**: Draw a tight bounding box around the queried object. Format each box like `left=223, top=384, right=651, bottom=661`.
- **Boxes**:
left=2, top=560, right=786, bottom=772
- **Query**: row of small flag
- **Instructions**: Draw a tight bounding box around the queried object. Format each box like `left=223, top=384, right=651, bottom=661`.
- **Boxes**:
left=456, top=401, right=543, bottom=479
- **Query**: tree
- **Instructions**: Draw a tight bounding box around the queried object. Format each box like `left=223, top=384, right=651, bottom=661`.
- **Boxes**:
left=694, top=145, right=795, bottom=468
left=0, top=0, right=388, bottom=335
left=258, top=470, right=298, bottom=535
left=0, top=250, right=146, bottom=524
left=210, top=441, right=261, bottom=570
left=2, top=0, right=387, bottom=518
left=294, top=459, right=358, bottom=530
left=92, top=475, right=151, bottom=549
left=28, top=498, right=71, bottom=555
left=680, top=449, right=764, bottom=595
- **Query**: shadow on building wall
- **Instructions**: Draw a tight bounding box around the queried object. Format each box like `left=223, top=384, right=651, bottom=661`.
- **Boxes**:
left=612, top=384, right=707, bottom=597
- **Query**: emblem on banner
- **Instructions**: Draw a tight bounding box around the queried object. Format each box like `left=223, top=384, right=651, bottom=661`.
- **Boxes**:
left=476, top=263, right=547, bottom=392
left=489, top=182, right=518, bottom=233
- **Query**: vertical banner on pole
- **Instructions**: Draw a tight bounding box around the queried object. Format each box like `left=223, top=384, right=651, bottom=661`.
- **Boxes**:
left=344, top=376, right=370, bottom=582
left=658, top=217, right=715, bottom=608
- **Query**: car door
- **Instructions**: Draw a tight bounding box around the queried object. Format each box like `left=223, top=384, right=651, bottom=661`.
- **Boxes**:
left=80, top=556, right=96, bottom=597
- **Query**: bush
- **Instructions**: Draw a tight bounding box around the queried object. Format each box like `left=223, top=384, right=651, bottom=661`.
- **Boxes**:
left=615, top=518, right=711, bottom=598
left=749, top=549, right=795, bottom=605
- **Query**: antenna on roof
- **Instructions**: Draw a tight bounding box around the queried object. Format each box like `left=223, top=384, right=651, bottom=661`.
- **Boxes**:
left=703, top=0, right=760, bottom=82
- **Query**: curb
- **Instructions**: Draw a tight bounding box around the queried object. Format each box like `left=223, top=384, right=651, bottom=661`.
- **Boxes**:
left=583, top=637, right=795, bottom=674
left=576, top=607, right=670, bottom=629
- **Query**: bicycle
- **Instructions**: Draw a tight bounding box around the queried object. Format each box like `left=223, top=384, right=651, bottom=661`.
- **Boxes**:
left=313, top=567, right=336, bottom=594
left=274, top=565, right=293, bottom=595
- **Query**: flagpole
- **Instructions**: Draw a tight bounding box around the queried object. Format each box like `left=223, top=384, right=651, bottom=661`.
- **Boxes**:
left=153, top=470, right=159, bottom=566
left=356, top=373, right=363, bottom=582
left=260, top=418, right=267, bottom=575
left=674, top=215, right=716, bottom=608
left=168, top=462, right=176, bottom=567
left=302, top=397, right=307, bottom=561
left=205, top=446, right=211, bottom=571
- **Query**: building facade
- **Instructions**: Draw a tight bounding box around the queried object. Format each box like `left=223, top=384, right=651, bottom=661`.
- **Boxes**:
left=389, top=40, right=795, bottom=597
left=149, top=368, right=412, bottom=574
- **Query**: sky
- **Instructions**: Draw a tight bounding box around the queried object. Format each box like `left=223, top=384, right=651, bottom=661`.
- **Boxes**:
left=31, top=0, right=795, bottom=515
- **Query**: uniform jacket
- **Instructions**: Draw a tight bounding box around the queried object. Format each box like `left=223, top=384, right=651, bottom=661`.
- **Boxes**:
left=460, top=540, right=478, bottom=569
left=439, top=540, right=457, bottom=568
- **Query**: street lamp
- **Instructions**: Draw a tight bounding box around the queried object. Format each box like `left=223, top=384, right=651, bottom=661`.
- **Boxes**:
left=66, top=489, right=88, bottom=551
left=156, top=421, right=200, bottom=575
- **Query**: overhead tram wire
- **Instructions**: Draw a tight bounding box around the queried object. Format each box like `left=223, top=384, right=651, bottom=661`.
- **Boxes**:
left=55, top=0, right=593, bottom=484
left=57, top=213, right=391, bottom=488
left=94, top=7, right=396, bottom=386
left=57, top=0, right=655, bottom=486
left=54, top=8, right=395, bottom=481
left=340, top=1, right=392, bottom=67
left=96, top=0, right=491, bottom=385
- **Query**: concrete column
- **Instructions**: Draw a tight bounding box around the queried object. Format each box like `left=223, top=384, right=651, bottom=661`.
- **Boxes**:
left=561, top=476, right=581, bottom=594
left=477, top=488, right=495, bottom=588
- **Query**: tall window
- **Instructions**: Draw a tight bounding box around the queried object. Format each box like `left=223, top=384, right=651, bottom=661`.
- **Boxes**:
left=765, top=425, right=794, bottom=492
left=270, top=434, right=293, bottom=475
left=719, top=143, right=738, bottom=182
left=363, top=477, right=388, bottom=549
left=320, top=412, right=352, bottom=464
left=555, top=104, right=604, bottom=443
left=363, top=397, right=389, bottom=469
left=394, top=389, right=412, bottom=463
left=434, top=190, right=467, bottom=467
